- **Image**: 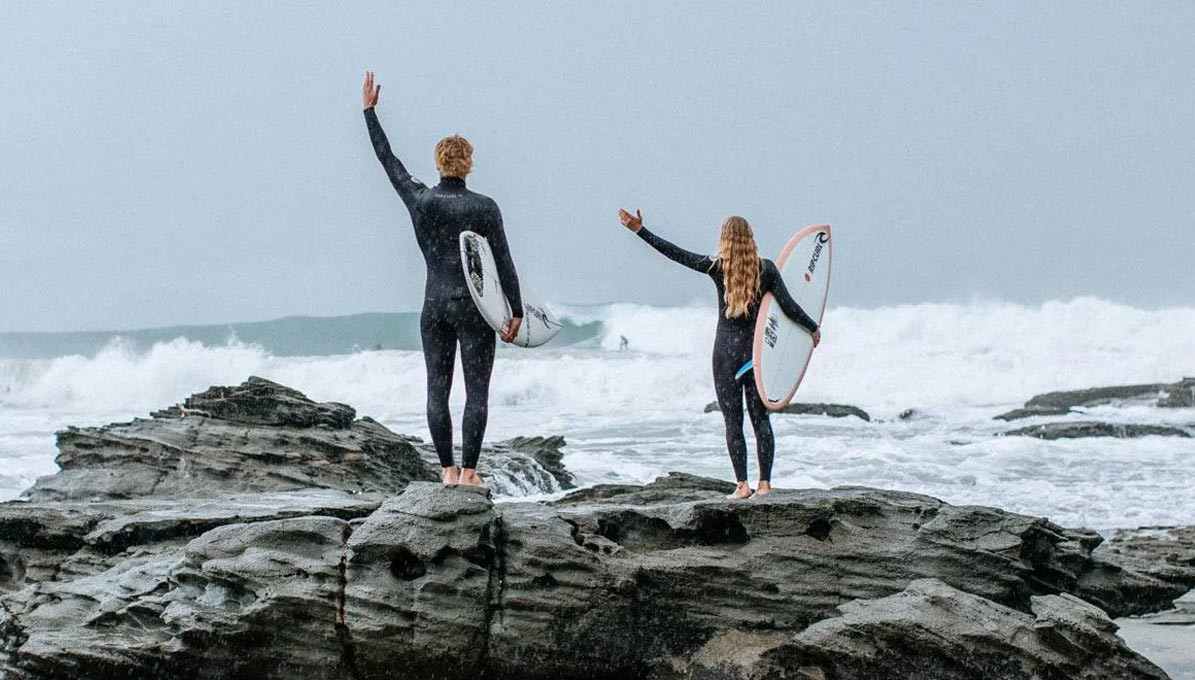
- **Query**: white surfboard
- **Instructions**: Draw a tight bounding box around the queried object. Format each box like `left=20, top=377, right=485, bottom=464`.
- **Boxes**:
left=459, top=231, right=562, bottom=348
left=752, top=225, right=831, bottom=410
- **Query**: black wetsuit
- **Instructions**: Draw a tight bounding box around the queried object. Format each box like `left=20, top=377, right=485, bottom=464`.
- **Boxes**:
left=637, top=227, right=818, bottom=482
left=365, top=107, right=522, bottom=469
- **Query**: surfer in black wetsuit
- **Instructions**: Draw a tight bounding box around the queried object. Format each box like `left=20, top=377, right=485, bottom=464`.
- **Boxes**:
left=619, top=209, right=821, bottom=499
left=363, top=71, right=523, bottom=488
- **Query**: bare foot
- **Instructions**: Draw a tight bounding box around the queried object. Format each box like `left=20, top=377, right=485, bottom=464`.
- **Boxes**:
left=459, top=468, right=486, bottom=488
left=441, top=466, right=459, bottom=486
left=726, top=481, right=753, bottom=500
left=753, top=481, right=772, bottom=498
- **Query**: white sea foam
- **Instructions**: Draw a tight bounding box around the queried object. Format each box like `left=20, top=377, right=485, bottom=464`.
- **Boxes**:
left=1, top=298, right=1193, bottom=530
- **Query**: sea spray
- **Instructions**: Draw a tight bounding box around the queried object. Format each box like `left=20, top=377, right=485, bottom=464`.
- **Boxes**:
left=2, top=298, right=1193, bottom=529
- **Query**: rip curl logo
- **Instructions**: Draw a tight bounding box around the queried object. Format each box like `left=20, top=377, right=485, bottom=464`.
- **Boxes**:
left=525, top=304, right=557, bottom=330
left=807, top=231, right=828, bottom=275
left=764, top=314, right=780, bottom=348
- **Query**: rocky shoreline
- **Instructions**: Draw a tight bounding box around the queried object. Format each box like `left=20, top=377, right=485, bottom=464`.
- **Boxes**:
left=0, top=378, right=1192, bottom=678
left=995, top=377, right=1195, bottom=421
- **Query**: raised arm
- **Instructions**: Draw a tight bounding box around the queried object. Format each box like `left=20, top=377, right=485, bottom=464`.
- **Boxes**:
left=764, top=260, right=819, bottom=334
left=618, top=208, right=712, bottom=273
left=362, top=71, right=427, bottom=212
left=484, top=201, right=523, bottom=319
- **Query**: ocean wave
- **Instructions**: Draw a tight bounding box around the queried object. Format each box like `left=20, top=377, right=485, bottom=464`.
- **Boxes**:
left=1, top=298, right=1192, bottom=415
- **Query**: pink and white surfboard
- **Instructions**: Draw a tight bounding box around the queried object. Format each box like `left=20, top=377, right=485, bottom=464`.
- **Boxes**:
left=752, top=225, right=831, bottom=411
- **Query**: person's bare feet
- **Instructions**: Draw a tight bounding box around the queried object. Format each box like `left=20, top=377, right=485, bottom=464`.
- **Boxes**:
left=726, top=481, right=753, bottom=500
left=459, top=468, right=486, bottom=488
left=753, top=481, right=773, bottom=497
left=441, top=466, right=459, bottom=486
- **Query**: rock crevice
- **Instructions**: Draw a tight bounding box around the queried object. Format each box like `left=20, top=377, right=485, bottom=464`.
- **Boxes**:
left=1, top=379, right=1190, bottom=679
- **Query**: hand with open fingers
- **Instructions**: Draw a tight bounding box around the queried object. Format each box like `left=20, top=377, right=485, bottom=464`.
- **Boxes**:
left=618, top=208, right=643, bottom=233
left=501, top=317, right=522, bottom=344
left=363, top=71, right=381, bottom=109
left=812, top=328, right=822, bottom=348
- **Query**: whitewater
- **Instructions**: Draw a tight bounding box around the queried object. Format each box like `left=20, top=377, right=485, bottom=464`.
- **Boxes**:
left=1, top=297, right=1193, bottom=533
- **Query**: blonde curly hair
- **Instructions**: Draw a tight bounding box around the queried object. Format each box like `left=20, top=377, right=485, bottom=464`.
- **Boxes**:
left=434, top=134, right=473, bottom=178
left=717, top=216, right=761, bottom=319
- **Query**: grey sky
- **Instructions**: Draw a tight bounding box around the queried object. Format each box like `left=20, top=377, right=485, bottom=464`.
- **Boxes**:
left=2, top=2, right=1193, bottom=332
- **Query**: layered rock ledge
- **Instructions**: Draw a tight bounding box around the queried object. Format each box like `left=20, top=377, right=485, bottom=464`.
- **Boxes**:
left=1003, top=421, right=1192, bottom=440
left=4, top=475, right=1192, bottom=678
left=995, top=377, right=1195, bottom=421
left=1, top=378, right=1191, bottom=679
left=704, top=401, right=871, bottom=422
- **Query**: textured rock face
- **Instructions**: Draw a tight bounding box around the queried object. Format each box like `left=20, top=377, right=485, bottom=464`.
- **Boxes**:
left=24, top=377, right=571, bottom=502
left=1003, top=421, right=1192, bottom=440
left=1160, top=377, right=1195, bottom=408
left=1083, top=526, right=1195, bottom=617
left=994, top=379, right=1192, bottom=420
left=704, top=401, right=871, bottom=421
left=0, top=379, right=1186, bottom=679
left=155, top=376, right=358, bottom=428
left=714, top=579, right=1168, bottom=680
left=2, top=475, right=1180, bottom=679
left=30, top=377, right=433, bottom=502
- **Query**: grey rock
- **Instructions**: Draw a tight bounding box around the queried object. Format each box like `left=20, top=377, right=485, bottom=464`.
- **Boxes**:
left=1080, top=525, right=1195, bottom=617
left=1, top=477, right=1182, bottom=679
left=1160, top=377, right=1195, bottom=408
left=0, top=377, right=578, bottom=678
left=994, top=405, right=1075, bottom=421
left=995, top=378, right=1194, bottom=420
left=685, top=579, right=1167, bottom=680
left=491, top=435, right=575, bottom=489
left=152, top=375, right=356, bottom=428
left=30, top=381, right=434, bottom=502
left=704, top=401, right=871, bottom=421
left=1003, top=421, right=1191, bottom=440
left=25, top=377, right=569, bottom=502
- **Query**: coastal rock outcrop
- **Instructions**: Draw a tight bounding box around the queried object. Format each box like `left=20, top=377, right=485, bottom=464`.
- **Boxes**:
left=26, top=376, right=571, bottom=503
left=1003, top=421, right=1191, bottom=440
left=995, top=378, right=1195, bottom=421
left=0, top=379, right=1187, bottom=679
left=681, top=579, right=1166, bottom=680
left=704, top=401, right=871, bottom=421
left=2, top=472, right=1183, bottom=679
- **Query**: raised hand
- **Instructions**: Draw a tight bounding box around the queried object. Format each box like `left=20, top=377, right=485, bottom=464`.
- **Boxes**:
left=618, top=208, right=643, bottom=233
left=363, top=71, right=381, bottom=109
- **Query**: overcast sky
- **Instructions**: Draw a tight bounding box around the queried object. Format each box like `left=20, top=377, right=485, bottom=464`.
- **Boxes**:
left=2, top=2, right=1193, bottom=332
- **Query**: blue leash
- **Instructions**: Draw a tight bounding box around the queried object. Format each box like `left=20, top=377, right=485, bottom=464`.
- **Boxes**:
left=734, top=359, right=754, bottom=381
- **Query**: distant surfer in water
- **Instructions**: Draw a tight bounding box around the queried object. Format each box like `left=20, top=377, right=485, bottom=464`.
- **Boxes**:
left=618, top=209, right=820, bottom=499
left=363, top=71, right=523, bottom=488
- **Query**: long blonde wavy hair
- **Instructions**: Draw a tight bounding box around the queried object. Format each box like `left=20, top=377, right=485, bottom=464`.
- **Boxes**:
left=716, top=216, right=761, bottom=319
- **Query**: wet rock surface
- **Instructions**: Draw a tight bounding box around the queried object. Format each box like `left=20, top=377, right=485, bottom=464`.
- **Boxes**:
left=1003, top=421, right=1192, bottom=440
left=995, top=378, right=1195, bottom=420
left=1088, top=526, right=1195, bottom=613
left=1, top=470, right=1186, bottom=679
left=682, top=579, right=1167, bottom=680
left=0, top=379, right=1188, bottom=679
left=25, top=376, right=570, bottom=503
left=704, top=401, right=871, bottom=421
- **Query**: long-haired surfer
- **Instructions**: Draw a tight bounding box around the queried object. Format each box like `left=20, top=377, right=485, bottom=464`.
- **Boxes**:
left=618, top=209, right=820, bottom=499
left=363, top=71, right=523, bottom=488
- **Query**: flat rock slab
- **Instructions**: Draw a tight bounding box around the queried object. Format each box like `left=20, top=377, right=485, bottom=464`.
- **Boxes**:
left=2, top=476, right=1181, bottom=679
left=23, top=377, right=571, bottom=503
left=1003, top=421, right=1191, bottom=440
left=704, top=401, right=871, bottom=421
left=995, top=377, right=1195, bottom=420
